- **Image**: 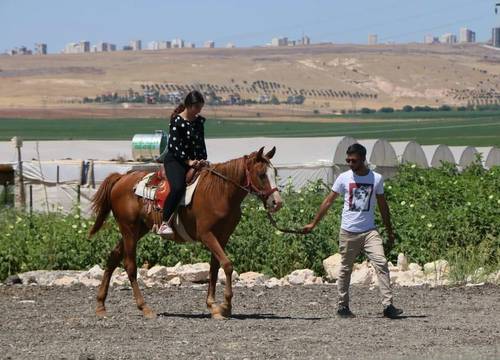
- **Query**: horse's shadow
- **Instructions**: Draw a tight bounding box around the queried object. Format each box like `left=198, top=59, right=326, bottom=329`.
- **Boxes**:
left=158, top=312, right=323, bottom=321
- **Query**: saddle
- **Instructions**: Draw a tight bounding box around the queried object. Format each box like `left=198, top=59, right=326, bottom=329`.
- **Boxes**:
left=134, top=164, right=208, bottom=243
left=134, top=165, right=203, bottom=210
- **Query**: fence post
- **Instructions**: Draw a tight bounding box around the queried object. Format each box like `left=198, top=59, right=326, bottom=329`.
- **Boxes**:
left=29, top=184, right=33, bottom=216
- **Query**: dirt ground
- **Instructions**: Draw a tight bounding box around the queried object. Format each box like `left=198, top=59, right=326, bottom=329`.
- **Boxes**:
left=0, top=284, right=498, bottom=360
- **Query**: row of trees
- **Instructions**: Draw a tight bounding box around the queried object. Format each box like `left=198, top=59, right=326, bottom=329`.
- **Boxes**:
left=356, top=103, right=500, bottom=114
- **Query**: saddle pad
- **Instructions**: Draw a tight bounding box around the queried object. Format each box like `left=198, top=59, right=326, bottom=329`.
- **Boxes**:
left=134, top=173, right=156, bottom=200
left=180, top=176, right=201, bottom=206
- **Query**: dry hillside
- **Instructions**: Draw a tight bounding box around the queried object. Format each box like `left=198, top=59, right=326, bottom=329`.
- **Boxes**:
left=0, top=43, right=499, bottom=117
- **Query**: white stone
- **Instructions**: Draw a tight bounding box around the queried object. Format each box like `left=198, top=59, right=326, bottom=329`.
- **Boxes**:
left=238, top=272, right=267, bottom=286
left=397, top=253, right=409, bottom=271
left=353, top=260, right=371, bottom=271
left=147, top=265, right=172, bottom=279
left=323, top=253, right=342, bottom=281
left=80, top=277, right=101, bottom=287
left=53, top=276, right=79, bottom=287
left=85, top=265, right=104, bottom=280
left=18, top=270, right=81, bottom=286
left=264, top=277, right=282, bottom=288
left=408, top=263, right=422, bottom=272
left=112, top=267, right=124, bottom=276
left=177, top=262, right=210, bottom=283
left=350, top=265, right=375, bottom=286
left=388, top=261, right=399, bottom=272
left=424, top=260, right=449, bottom=275
left=110, top=273, right=128, bottom=287
left=486, top=270, right=500, bottom=285
left=143, top=279, right=157, bottom=288
left=169, top=276, right=181, bottom=286
left=305, top=276, right=324, bottom=285
left=217, top=268, right=239, bottom=284
left=138, top=268, right=148, bottom=278
left=424, top=260, right=449, bottom=282
left=287, top=269, right=316, bottom=285
left=393, top=271, right=415, bottom=287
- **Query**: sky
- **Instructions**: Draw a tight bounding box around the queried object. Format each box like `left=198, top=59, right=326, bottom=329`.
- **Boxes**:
left=1, top=0, right=499, bottom=52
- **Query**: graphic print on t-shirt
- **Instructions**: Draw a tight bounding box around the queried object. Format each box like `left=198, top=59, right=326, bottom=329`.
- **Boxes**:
left=348, top=183, right=373, bottom=212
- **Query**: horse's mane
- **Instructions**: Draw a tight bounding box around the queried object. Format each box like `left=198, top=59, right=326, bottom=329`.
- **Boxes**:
left=198, top=156, right=247, bottom=197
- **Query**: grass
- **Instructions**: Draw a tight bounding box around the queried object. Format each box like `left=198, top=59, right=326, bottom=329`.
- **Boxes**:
left=0, top=111, right=499, bottom=146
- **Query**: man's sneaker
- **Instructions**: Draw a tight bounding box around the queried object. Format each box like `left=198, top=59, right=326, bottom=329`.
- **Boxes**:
left=383, top=304, right=403, bottom=319
left=157, top=222, right=174, bottom=238
left=337, top=305, right=355, bottom=318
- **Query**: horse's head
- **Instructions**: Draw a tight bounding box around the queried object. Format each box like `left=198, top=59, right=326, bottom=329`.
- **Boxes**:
left=245, top=146, right=283, bottom=213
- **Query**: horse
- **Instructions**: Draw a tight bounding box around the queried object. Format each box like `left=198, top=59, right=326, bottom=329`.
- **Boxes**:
left=88, top=146, right=282, bottom=319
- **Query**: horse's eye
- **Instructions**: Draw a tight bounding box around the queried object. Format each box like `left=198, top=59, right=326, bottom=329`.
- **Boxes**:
left=259, top=174, right=267, bottom=179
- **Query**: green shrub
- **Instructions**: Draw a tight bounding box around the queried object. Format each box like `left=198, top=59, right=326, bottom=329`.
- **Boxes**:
left=1, top=165, right=499, bottom=281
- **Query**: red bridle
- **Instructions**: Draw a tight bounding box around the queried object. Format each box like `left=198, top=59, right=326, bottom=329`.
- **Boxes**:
left=243, top=161, right=279, bottom=202
left=204, top=156, right=279, bottom=203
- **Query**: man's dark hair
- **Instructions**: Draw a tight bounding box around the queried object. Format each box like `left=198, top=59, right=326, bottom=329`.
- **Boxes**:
left=346, top=143, right=367, bottom=159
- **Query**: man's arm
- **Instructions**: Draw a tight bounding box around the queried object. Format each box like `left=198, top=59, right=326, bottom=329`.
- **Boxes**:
left=302, top=191, right=339, bottom=233
left=376, top=194, right=395, bottom=249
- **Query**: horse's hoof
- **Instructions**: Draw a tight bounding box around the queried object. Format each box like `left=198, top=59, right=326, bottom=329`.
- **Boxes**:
left=211, top=304, right=231, bottom=320
left=96, top=307, right=107, bottom=318
left=212, top=312, right=227, bottom=320
left=143, top=307, right=157, bottom=319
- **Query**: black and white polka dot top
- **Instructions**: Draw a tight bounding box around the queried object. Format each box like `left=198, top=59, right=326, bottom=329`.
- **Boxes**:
left=167, top=114, right=207, bottom=162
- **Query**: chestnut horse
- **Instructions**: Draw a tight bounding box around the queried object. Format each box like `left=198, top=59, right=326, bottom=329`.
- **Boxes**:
left=88, top=147, right=282, bottom=319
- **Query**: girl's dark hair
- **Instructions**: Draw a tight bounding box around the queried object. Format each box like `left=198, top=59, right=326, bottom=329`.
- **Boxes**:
left=170, top=90, right=205, bottom=120
left=346, top=143, right=367, bottom=159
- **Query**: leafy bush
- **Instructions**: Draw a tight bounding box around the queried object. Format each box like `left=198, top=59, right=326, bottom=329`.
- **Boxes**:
left=1, top=165, right=499, bottom=281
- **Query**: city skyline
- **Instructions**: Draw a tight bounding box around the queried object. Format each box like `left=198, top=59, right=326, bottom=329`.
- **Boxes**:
left=1, top=0, right=499, bottom=53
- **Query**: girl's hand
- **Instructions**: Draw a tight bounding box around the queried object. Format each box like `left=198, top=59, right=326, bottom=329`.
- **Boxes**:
left=188, top=160, right=199, bottom=168
left=199, top=160, right=210, bottom=168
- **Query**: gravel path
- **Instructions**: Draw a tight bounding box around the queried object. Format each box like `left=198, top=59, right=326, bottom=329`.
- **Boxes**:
left=1, top=284, right=499, bottom=360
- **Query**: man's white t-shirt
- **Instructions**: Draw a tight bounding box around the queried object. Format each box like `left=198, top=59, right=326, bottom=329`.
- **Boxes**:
left=332, top=169, right=384, bottom=233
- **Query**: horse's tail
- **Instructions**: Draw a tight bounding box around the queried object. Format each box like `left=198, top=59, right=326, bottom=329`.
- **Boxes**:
left=89, top=172, right=123, bottom=237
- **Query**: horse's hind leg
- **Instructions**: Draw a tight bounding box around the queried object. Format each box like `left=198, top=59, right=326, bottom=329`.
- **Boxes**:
left=96, top=238, right=124, bottom=317
left=206, top=254, right=220, bottom=310
left=122, top=222, right=156, bottom=318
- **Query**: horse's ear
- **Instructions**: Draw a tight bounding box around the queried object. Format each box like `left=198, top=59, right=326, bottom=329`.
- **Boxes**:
left=265, top=146, right=276, bottom=160
left=256, top=147, right=265, bottom=160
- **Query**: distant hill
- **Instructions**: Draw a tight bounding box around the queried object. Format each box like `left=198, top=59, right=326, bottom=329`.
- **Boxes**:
left=1, top=43, right=499, bottom=115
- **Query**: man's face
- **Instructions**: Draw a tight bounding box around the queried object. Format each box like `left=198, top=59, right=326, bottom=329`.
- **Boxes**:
left=346, top=153, right=364, bottom=171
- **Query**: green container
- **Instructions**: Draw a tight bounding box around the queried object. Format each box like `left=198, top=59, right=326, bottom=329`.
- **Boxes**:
left=131, top=130, right=168, bottom=161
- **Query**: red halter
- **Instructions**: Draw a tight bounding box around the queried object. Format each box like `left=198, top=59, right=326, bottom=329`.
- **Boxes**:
left=243, top=157, right=279, bottom=202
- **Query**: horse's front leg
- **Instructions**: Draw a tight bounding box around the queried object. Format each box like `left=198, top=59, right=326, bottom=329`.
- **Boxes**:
left=200, top=231, right=233, bottom=319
